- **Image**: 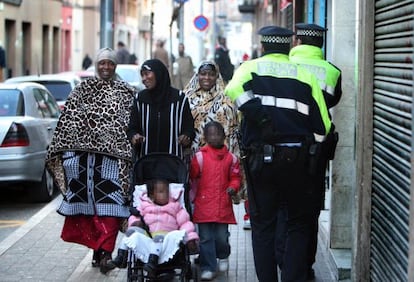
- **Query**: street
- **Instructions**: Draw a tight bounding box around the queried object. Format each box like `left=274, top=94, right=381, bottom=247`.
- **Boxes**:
left=0, top=184, right=59, bottom=241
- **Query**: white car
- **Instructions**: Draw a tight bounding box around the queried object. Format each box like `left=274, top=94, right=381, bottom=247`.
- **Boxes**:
left=5, top=73, right=81, bottom=111
left=0, top=82, right=60, bottom=202
left=87, top=64, right=144, bottom=92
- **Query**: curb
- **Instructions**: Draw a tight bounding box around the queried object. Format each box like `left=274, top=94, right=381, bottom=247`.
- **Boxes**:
left=0, top=194, right=61, bottom=256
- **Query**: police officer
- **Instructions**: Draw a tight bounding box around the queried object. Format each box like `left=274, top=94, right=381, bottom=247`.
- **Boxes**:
left=290, top=23, right=342, bottom=279
left=290, top=23, right=342, bottom=109
left=225, top=26, right=331, bottom=282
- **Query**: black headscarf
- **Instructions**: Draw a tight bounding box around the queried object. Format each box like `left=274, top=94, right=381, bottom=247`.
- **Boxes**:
left=139, top=59, right=178, bottom=107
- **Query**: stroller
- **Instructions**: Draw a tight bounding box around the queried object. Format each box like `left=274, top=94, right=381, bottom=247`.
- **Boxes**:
left=126, top=153, right=199, bottom=282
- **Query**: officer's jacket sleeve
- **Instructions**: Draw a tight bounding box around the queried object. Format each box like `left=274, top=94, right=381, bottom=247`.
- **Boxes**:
left=326, top=70, right=342, bottom=108
left=303, top=69, right=332, bottom=137
left=225, top=61, right=270, bottom=126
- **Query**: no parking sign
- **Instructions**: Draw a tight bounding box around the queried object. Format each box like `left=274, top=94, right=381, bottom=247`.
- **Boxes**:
left=194, top=15, right=209, bottom=31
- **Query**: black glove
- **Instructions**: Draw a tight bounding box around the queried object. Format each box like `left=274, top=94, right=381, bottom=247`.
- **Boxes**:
left=129, top=207, right=141, bottom=216
left=227, top=188, right=241, bottom=205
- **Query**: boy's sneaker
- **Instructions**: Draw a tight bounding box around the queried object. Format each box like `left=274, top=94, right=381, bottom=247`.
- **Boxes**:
left=200, top=270, right=215, bottom=281
left=218, top=258, right=229, bottom=272
left=243, top=219, right=251, bottom=230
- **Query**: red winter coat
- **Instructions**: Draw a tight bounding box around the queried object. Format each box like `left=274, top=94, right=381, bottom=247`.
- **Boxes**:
left=189, top=144, right=241, bottom=224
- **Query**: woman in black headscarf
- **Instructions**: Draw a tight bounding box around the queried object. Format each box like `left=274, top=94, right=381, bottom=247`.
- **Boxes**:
left=127, top=59, right=195, bottom=158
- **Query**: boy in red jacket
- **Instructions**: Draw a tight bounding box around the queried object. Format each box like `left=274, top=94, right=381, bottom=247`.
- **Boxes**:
left=190, top=121, right=241, bottom=281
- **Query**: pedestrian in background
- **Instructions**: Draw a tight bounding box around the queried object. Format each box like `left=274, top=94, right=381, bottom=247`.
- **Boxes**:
left=153, top=39, right=170, bottom=70
left=0, top=46, right=6, bottom=81
left=116, top=41, right=131, bottom=64
left=225, top=26, right=331, bottom=281
left=189, top=121, right=241, bottom=281
left=129, top=53, right=138, bottom=65
left=214, top=36, right=234, bottom=84
left=45, top=47, right=136, bottom=274
left=289, top=22, right=341, bottom=280
left=172, top=43, right=194, bottom=90
left=127, top=58, right=194, bottom=160
left=81, top=54, right=92, bottom=70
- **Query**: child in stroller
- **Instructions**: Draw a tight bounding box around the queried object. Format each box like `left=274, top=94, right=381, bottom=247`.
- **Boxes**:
left=104, top=153, right=199, bottom=281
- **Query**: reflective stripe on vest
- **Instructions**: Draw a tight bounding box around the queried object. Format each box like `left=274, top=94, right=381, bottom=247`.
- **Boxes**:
left=234, top=90, right=254, bottom=109
left=257, top=95, right=310, bottom=116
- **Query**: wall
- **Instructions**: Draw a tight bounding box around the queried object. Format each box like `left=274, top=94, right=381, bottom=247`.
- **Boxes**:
left=0, top=0, right=62, bottom=77
left=327, top=0, right=355, bottom=250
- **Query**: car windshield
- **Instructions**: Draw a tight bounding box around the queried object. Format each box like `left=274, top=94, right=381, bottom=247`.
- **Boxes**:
left=0, top=89, right=24, bottom=116
left=35, top=81, right=73, bottom=101
left=116, top=68, right=140, bottom=82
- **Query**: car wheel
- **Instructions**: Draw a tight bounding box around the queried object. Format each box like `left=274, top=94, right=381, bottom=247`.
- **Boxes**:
left=28, top=168, right=55, bottom=203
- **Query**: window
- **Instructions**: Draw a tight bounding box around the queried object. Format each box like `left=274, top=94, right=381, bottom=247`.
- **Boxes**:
left=0, top=89, right=20, bottom=116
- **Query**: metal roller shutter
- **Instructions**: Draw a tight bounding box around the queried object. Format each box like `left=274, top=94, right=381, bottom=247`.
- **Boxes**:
left=372, top=0, right=413, bottom=280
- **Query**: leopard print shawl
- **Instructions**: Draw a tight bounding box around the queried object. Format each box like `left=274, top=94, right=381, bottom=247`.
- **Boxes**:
left=46, top=78, right=136, bottom=195
left=183, top=62, right=240, bottom=157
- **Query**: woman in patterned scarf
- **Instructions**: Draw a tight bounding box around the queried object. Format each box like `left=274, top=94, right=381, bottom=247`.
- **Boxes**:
left=45, top=47, right=136, bottom=274
left=183, top=60, right=239, bottom=156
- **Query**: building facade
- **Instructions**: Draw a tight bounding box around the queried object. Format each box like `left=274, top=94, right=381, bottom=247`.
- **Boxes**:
left=0, top=0, right=160, bottom=79
left=242, top=0, right=414, bottom=281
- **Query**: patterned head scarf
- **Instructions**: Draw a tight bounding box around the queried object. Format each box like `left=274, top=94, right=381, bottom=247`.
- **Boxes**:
left=184, top=60, right=224, bottom=96
left=94, top=47, right=118, bottom=80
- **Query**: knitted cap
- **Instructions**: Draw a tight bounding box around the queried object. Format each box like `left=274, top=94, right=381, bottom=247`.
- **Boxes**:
left=96, top=47, right=117, bottom=64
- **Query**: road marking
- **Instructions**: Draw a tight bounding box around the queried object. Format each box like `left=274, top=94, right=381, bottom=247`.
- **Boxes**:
left=0, top=220, right=25, bottom=228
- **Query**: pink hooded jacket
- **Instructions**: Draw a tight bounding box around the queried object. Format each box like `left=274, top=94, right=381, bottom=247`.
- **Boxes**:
left=128, top=191, right=199, bottom=242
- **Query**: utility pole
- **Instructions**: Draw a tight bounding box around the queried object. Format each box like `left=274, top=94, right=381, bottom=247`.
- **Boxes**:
left=100, top=0, right=114, bottom=49
left=199, top=0, right=204, bottom=61
left=178, top=4, right=184, bottom=43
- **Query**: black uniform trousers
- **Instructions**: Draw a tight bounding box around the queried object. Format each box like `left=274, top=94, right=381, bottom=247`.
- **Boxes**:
left=307, top=150, right=330, bottom=269
left=247, top=146, right=317, bottom=282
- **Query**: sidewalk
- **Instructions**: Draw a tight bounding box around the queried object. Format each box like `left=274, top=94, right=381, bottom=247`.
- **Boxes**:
left=0, top=196, right=337, bottom=281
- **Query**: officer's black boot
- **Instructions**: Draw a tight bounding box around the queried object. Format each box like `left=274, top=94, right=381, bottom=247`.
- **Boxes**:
left=109, top=249, right=128, bottom=269
left=144, top=254, right=159, bottom=278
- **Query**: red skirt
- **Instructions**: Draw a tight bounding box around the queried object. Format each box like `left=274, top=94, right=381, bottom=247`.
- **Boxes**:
left=61, top=215, right=120, bottom=252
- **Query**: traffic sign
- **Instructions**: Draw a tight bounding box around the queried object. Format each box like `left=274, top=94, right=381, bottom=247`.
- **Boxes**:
left=194, top=15, right=209, bottom=31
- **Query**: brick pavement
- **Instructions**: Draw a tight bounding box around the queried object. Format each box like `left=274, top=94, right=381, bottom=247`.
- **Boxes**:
left=0, top=195, right=337, bottom=281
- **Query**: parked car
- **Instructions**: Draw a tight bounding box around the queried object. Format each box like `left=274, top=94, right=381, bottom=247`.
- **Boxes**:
left=0, top=82, right=60, bottom=202
left=5, top=73, right=81, bottom=110
left=59, top=70, right=95, bottom=81
left=87, top=64, right=144, bottom=91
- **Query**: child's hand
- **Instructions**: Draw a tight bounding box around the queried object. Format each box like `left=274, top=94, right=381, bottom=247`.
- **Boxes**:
left=227, top=187, right=241, bottom=205
left=186, top=240, right=199, bottom=254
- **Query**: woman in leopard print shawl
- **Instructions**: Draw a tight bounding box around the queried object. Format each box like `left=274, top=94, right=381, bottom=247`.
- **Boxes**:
left=45, top=48, right=136, bottom=273
left=183, top=60, right=239, bottom=156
